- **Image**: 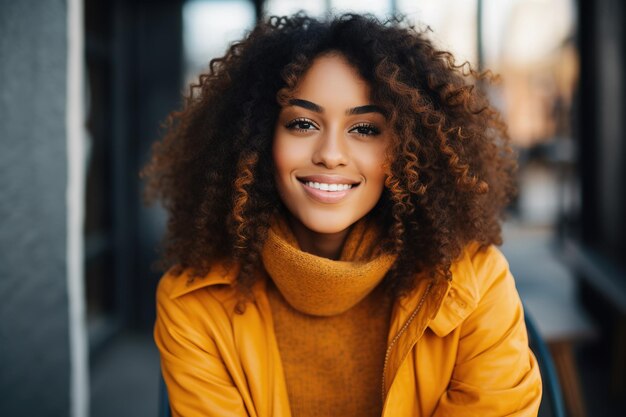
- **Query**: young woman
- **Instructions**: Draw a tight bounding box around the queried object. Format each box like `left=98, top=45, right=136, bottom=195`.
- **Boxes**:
left=146, top=13, right=542, bottom=417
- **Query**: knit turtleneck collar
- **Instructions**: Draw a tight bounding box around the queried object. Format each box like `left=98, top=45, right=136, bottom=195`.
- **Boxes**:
left=260, top=217, right=397, bottom=316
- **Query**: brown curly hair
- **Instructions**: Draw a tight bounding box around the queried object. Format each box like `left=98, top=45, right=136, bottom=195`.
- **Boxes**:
left=143, top=13, right=516, bottom=299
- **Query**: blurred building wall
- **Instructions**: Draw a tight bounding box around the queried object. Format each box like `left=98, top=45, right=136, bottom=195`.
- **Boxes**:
left=576, top=0, right=626, bottom=263
left=0, top=1, right=72, bottom=415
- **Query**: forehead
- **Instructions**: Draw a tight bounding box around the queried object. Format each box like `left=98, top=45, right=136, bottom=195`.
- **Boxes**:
left=292, top=54, right=371, bottom=104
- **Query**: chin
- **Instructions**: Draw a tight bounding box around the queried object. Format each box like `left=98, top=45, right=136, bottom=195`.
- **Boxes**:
left=300, top=212, right=357, bottom=235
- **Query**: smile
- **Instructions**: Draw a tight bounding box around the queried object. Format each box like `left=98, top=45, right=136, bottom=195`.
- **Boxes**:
left=297, top=177, right=360, bottom=204
left=304, top=181, right=353, bottom=191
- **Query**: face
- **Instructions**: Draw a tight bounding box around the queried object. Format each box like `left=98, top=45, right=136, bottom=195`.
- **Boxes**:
left=273, top=53, right=390, bottom=238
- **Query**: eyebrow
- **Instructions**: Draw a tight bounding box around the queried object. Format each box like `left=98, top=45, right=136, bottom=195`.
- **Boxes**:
left=288, top=99, right=385, bottom=116
left=289, top=99, right=323, bottom=113
left=347, top=104, right=384, bottom=116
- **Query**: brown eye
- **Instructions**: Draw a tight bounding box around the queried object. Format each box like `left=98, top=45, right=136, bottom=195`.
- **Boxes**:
left=350, top=123, right=381, bottom=137
left=285, top=118, right=318, bottom=132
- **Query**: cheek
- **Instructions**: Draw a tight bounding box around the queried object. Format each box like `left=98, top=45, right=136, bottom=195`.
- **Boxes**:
left=272, top=134, right=300, bottom=173
left=272, top=134, right=300, bottom=203
left=272, top=135, right=289, bottom=180
left=362, top=146, right=388, bottom=184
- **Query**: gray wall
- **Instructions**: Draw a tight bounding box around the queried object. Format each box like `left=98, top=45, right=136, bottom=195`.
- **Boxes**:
left=0, top=1, right=71, bottom=416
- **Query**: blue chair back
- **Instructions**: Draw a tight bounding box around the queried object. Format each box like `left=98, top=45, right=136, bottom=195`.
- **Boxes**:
left=525, top=311, right=567, bottom=417
left=159, top=372, right=171, bottom=417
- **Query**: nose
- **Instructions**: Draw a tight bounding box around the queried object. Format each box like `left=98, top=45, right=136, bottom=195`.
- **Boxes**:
left=312, top=128, right=348, bottom=168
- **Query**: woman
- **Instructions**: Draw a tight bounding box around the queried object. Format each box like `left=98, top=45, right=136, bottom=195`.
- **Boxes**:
left=145, top=13, right=542, bottom=417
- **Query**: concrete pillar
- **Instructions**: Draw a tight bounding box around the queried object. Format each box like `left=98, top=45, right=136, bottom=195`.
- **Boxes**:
left=0, top=0, right=87, bottom=416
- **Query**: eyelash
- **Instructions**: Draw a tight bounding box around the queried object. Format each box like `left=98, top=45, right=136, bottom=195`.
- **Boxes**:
left=351, top=123, right=381, bottom=137
left=284, top=119, right=381, bottom=137
left=285, top=118, right=317, bottom=132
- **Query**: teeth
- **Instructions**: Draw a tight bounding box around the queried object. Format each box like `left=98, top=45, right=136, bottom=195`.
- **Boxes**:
left=305, top=181, right=353, bottom=191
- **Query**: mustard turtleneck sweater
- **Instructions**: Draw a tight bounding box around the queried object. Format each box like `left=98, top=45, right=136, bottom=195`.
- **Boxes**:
left=261, top=218, right=396, bottom=417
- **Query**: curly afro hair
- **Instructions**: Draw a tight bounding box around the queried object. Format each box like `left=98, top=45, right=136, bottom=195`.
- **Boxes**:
left=143, top=13, right=516, bottom=299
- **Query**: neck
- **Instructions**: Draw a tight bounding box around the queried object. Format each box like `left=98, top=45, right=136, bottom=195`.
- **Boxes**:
left=287, top=216, right=351, bottom=260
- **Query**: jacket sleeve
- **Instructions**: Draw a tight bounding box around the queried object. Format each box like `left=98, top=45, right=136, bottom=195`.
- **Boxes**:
left=154, top=276, right=250, bottom=417
left=433, top=246, right=542, bottom=417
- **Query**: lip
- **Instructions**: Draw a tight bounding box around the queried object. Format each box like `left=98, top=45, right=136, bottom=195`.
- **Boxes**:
left=296, top=174, right=361, bottom=185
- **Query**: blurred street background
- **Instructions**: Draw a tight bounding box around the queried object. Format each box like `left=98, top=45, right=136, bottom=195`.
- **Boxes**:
left=1, top=0, right=626, bottom=416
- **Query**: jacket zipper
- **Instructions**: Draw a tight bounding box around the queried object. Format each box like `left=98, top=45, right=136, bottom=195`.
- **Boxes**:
left=381, top=281, right=433, bottom=411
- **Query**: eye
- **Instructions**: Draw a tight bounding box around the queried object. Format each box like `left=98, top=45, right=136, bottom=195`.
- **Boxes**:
left=285, top=118, right=318, bottom=132
left=349, top=123, right=381, bottom=137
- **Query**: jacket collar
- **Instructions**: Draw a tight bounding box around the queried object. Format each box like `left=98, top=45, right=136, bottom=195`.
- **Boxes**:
left=169, top=262, right=239, bottom=299
left=427, top=253, right=480, bottom=336
left=169, top=251, right=480, bottom=329
left=390, top=248, right=480, bottom=335
left=169, top=248, right=481, bottom=325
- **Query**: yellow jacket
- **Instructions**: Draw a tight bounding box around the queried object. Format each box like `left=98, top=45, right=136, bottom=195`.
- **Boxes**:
left=154, top=245, right=542, bottom=416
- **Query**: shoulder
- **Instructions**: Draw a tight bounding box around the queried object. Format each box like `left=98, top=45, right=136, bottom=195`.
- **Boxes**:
left=451, top=242, right=514, bottom=303
left=429, top=243, right=518, bottom=336
left=156, top=262, right=244, bottom=320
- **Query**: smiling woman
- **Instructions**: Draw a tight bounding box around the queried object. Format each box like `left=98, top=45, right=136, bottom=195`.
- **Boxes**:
left=144, top=13, right=542, bottom=417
